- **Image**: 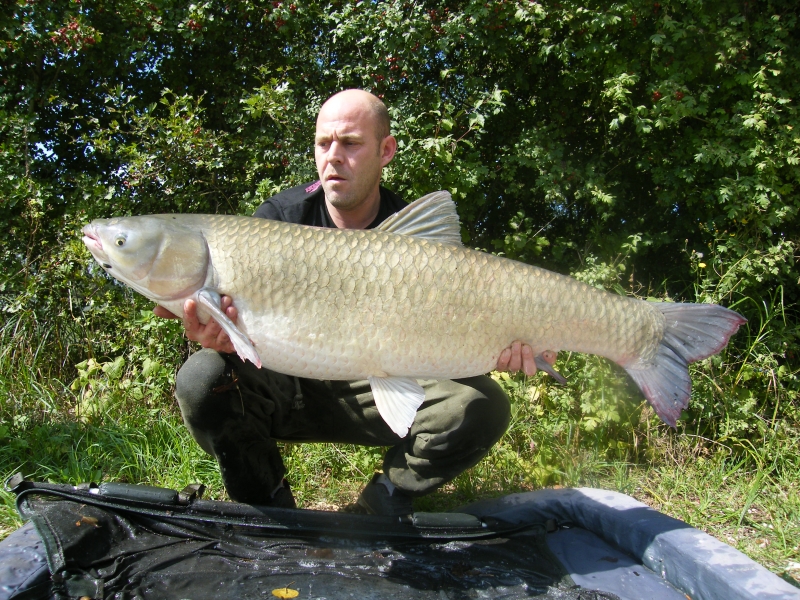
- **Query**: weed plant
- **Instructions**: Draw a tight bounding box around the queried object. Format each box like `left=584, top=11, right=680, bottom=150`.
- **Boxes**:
left=0, top=252, right=798, bottom=588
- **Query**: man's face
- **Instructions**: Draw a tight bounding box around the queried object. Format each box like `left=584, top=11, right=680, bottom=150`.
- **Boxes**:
left=314, top=97, right=393, bottom=211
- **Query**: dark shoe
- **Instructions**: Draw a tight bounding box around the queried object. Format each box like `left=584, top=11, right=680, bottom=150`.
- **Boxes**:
left=357, top=473, right=413, bottom=517
left=269, top=478, right=296, bottom=509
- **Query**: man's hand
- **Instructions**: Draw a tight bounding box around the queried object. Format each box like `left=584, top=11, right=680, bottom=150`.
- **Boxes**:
left=153, top=296, right=237, bottom=354
left=496, top=341, right=557, bottom=376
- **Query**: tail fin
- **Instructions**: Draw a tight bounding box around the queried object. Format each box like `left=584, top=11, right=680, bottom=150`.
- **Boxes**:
left=624, top=303, right=746, bottom=427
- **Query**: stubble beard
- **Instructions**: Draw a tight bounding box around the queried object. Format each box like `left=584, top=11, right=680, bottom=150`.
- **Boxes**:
left=321, top=171, right=380, bottom=213
left=322, top=182, right=361, bottom=211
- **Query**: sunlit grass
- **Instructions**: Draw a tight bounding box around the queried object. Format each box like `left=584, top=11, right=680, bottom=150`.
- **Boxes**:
left=626, top=437, right=800, bottom=585
left=1, top=380, right=798, bottom=588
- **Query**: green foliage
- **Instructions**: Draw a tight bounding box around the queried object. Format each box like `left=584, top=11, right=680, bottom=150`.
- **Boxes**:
left=4, top=1, right=797, bottom=293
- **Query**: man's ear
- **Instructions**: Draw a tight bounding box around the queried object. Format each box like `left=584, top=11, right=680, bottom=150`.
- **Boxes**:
left=380, top=135, right=397, bottom=167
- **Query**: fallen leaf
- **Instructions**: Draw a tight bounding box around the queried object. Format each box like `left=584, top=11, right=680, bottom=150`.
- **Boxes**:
left=272, top=587, right=299, bottom=598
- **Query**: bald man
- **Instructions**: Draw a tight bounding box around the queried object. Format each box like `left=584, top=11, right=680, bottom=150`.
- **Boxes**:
left=163, top=90, right=552, bottom=515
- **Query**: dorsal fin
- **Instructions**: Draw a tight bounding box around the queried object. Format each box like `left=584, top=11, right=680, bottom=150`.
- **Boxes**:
left=376, top=191, right=463, bottom=245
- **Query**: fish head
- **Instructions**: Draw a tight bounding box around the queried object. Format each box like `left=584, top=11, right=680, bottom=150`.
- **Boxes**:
left=82, top=215, right=209, bottom=302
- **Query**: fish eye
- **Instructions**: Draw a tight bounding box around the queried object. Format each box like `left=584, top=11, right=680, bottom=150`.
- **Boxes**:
left=115, top=237, right=125, bottom=247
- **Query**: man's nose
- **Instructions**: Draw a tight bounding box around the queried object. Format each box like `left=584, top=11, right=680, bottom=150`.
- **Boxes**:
left=328, top=140, right=344, bottom=163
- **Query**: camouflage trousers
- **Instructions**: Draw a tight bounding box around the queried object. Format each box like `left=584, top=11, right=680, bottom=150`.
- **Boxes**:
left=175, top=348, right=511, bottom=504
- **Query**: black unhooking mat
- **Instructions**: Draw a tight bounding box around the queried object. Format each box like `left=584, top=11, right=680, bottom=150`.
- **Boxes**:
left=8, top=476, right=619, bottom=600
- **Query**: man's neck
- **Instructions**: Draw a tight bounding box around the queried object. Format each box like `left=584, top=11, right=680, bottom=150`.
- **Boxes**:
left=326, top=188, right=382, bottom=230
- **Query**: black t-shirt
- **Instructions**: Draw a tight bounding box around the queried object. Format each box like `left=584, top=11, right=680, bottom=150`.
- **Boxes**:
left=253, top=180, right=407, bottom=228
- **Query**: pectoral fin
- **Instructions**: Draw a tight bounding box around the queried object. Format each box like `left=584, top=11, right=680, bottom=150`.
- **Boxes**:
left=534, top=354, right=567, bottom=385
left=196, top=289, right=262, bottom=369
left=368, top=376, right=426, bottom=438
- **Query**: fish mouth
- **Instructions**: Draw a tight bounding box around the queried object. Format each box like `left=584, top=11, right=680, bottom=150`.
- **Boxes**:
left=82, top=224, right=102, bottom=251
left=81, top=224, right=110, bottom=266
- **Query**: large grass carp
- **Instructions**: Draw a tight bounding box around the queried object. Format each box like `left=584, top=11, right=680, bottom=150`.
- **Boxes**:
left=82, top=192, right=745, bottom=436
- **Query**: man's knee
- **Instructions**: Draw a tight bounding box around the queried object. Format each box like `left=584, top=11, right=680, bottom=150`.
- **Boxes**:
left=415, top=376, right=511, bottom=449
left=454, top=376, right=511, bottom=445
left=175, top=349, right=230, bottom=435
left=384, top=376, right=511, bottom=495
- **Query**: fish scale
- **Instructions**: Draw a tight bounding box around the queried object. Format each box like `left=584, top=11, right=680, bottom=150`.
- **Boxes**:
left=82, top=191, right=746, bottom=434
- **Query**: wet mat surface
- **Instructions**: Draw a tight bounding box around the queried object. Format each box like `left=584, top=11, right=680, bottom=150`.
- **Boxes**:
left=21, top=494, right=619, bottom=599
